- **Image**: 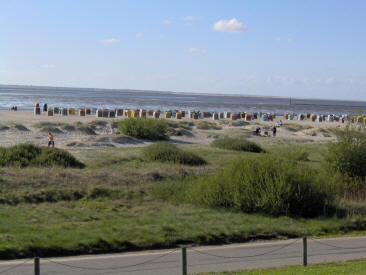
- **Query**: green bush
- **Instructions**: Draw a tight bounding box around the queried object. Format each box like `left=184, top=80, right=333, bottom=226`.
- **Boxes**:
left=143, top=142, right=206, bottom=165
left=118, top=118, right=169, bottom=140
left=0, top=144, right=84, bottom=168
left=154, top=155, right=330, bottom=217
left=211, top=137, right=264, bottom=153
left=326, top=126, right=366, bottom=181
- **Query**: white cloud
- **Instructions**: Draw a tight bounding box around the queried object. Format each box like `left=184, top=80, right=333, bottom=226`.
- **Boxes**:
left=325, top=77, right=335, bottom=85
left=42, top=64, right=55, bottom=69
left=213, top=18, right=247, bottom=33
left=100, top=38, right=120, bottom=44
left=135, top=33, right=143, bottom=38
left=183, top=16, right=196, bottom=21
left=186, top=48, right=198, bottom=53
left=185, top=48, right=207, bottom=54
left=163, top=19, right=172, bottom=25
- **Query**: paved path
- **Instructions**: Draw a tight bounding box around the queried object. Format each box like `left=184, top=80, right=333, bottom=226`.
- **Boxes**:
left=1, top=236, right=366, bottom=274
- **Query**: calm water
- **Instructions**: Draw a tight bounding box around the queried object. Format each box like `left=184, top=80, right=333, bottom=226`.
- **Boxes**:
left=1, top=85, right=365, bottom=115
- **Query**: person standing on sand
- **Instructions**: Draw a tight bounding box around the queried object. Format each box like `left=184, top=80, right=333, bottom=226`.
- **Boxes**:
left=48, top=132, right=55, bottom=147
left=272, top=126, right=277, bottom=137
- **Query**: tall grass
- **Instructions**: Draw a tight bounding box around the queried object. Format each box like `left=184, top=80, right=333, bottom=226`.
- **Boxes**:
left=143, top=142, right=206, bottom=165
left=211, top=137, right=264, bottom=153
left=0, top=144, right=84, bottom=168
left=118, top=118, right=169, bottom=140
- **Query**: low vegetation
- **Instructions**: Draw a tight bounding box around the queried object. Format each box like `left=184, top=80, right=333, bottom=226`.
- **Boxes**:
left=211, top=137, right=264, bottom=153
left=118, top=118, right=169, bottom=140
left=0, top=144, right=84, bottom=168
left=143, top=142, right=206, bottom=165
left=12, top=123, right=29, bottom=131
left=282, top=124, right=313, bottom=132
left=196, top=121, right=222, bottom=130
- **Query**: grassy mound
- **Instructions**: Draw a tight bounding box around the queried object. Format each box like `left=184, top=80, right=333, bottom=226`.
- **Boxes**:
left=73, top=122, right=96, bottom=135
left=211, top=137, right=264, bottom=153
left=154, top=155, right=331, bottom=217
left=0, top=144, right=84, bottom=168
left=118, top=118, right=169, bottom=140
left=143, top=142, right=206, bottom=165
left=196, top=121, right=222, bottom=130
left=12, top=124, right=29, bottom=131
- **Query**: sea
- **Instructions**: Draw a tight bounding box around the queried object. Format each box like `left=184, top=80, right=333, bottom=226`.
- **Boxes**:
left=1, top=85, right=366, bottom=115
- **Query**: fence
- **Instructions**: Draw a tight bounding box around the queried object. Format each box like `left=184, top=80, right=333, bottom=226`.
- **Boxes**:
left=1, top=237, right=366, bottom=275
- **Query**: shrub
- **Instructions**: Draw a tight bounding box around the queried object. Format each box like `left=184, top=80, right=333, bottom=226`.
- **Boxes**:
left=196, top=121, right=222, bottom=130
left=154, top=155, right=330, bottom=217
left=326, top=126, right=366, bottom=181
left=211, top=137, right=264, bottom=153
left=0, top=144, right=84, bottom=168
left=118, top=118, right=169, bottom=140
left=143, top=142, right=206, bottom=165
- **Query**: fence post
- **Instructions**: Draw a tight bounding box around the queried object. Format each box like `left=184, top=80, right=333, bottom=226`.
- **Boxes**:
left=182, top=247, right=187, bottom=275
left=303, top=237, right=307, bottom=266
left=34, top=257, right=40, bottom=275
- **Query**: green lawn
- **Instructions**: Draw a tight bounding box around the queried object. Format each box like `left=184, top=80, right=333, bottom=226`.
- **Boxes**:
left=195, top=259, right=366, bottom=274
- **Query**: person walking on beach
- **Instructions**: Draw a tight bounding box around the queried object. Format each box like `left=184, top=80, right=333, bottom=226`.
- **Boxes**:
left=48, top=132, right=55, bottom=147
left=272, top=125, right=277, bottom=137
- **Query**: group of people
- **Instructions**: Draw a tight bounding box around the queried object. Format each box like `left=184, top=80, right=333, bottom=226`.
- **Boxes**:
left=255, top=125, right=277, bottom=137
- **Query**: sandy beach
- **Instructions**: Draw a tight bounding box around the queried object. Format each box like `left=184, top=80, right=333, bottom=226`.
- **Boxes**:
left=0, top=110, right=343, bottom=149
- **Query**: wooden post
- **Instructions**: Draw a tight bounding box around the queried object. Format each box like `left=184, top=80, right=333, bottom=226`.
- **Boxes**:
left=182, top=247, right=187, bottom=275
left=303, top=237, right=307, bottom=266
left=34, top=257, right=40, bottom=275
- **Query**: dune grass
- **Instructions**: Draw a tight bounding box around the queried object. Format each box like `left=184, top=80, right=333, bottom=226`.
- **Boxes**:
left=282, top=124, right=313, bottom=132
left=196, top=121, right=222, bottom=130
left=211, top=137, right=264, bottom=153
left=11, top=123, right=29, bottom=131
left=0, top=144, right=84, bottom=168
left=118, top=118, right=169, bottom=140
left=143, top=142, right=206, bottom=165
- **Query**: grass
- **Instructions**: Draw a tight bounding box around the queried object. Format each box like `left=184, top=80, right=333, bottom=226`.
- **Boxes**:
left=0, top=124, right=10, bottom=131
left=1, top=198, right=366, bottom=259
left=143, top=142, right=206, bottom=165
left=282, top=124, right=313, bottom=132
left=0, top=144, right=84, bottom=168
left=196, top=259, right=366, bottom=274
left=196, top=121, right=222, bottom=130
left=74, top=122, right=96, bottom=135
left=118, top=118, right=169, bottom=140
left=12, top=123, right=29, bottom=131
left=211, top=138, right=264, bottom=153
left=0, top=142, right=366, bottom=259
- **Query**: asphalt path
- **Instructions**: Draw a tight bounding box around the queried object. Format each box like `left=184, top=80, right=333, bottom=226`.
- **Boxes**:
left=1, top=236, right=366, bottom=275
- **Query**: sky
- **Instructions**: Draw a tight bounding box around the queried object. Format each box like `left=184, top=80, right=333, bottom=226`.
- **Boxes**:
left=1, top=0, right=366, bottom=100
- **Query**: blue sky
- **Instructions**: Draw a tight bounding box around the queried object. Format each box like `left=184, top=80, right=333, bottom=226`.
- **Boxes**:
left=1, top=0, right=366, bottom=100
